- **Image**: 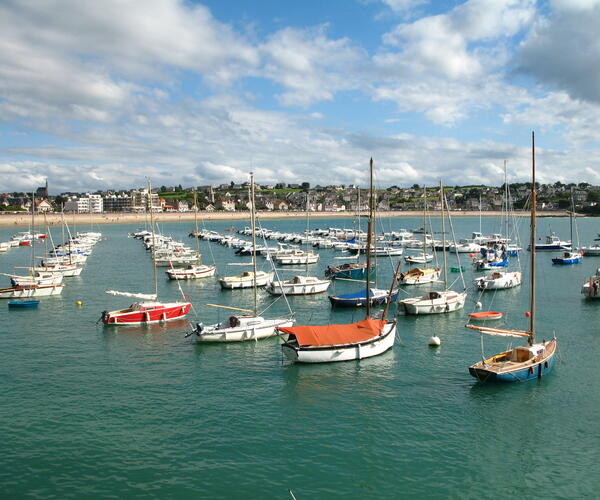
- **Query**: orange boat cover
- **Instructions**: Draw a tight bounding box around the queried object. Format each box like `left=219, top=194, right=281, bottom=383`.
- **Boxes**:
left=278, top=318, right=386, bottom=347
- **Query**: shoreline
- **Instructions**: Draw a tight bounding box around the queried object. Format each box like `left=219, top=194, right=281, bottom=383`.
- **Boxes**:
left=0, top=209, right=570, bottom=228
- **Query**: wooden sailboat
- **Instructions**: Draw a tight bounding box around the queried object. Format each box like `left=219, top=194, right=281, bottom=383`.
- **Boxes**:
left=166, top=191, right=216, bottom=280
left=399, top=181, right=467, bottom=315
left=101, top=180, right=191, bottom=325
left=189, top=172, right=294, bottom=342
left=278, top=158, right=398, bottom=363
left=467, top=132, right=558, bottom=382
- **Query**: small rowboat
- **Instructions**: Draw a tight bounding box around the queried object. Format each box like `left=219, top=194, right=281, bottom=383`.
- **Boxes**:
left=8, top=300, right=40, bottom=308
left=468, top=311, right=503, bottom=321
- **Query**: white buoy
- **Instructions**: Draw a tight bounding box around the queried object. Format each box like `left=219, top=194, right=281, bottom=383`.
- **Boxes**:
left=475, top=301, right=482, bottom=309
left=428, top=336, right=441, bottom=346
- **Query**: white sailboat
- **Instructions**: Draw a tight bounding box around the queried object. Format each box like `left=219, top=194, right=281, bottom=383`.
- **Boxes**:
left=266, top=193, right=331, bottom=296
left=166, top=191, right=216, bottom=280
left=189, top=172, right=294, bottom=342
left=277, top=158, right=397, bottom=363
left=399, top=181, right=467, bottom=315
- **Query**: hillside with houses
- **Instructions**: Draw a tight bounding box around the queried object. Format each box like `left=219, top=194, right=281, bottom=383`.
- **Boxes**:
left=2, top=180, right=600, bottom=215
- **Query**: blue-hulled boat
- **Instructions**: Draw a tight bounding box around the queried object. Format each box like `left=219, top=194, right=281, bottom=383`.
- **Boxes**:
left=8, top=300, right=40, bottom=308
left=468, top=132, right=557, bottom=383
left=552, top=250, right=582, bottom=265
left=324, top=262, right=373, bottom=279
left=329, top=287, right=398, bottom=307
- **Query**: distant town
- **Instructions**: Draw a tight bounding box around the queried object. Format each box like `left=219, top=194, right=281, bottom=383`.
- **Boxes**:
left=2, top=180, right=600, bottom=215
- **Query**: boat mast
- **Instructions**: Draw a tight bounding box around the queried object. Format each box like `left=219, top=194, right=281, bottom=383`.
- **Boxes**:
left=193, top=190, right=201, bottom=265
left=365, top=158, right=374, bottom=319
left=422, top=186, right=427, bottom=267
left=569, top=186, right=574, bottom=249
left=148, top=179, right=158, bottom=300
left=504, top=160, right=509, bottom=241
left=305, top=192, right=310, bottom=277
left=30, top=192, right=35, bottom=277
left=250, top=172, right=258, bottom=316
left=529, top=132, right=536, bottom=345
left=440, top=181, right=447, bottom=289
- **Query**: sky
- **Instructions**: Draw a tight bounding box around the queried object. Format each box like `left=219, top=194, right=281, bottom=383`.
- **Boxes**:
left=1, top=0, right=600, bottom=194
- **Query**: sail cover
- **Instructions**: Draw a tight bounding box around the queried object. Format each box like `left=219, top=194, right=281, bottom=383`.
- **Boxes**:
left=105, top=290, right=157, bottom=300
left=466, top=324, right=529, bottom=338
left=279, top=318, right=386, bottom=346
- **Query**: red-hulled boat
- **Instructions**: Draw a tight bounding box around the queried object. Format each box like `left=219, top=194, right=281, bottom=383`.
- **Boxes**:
left=101, top=299, right=191, bottom=325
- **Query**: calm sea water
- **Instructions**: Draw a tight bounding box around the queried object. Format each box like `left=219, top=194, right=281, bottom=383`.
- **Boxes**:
left=1, top=215, right=599, bottom=499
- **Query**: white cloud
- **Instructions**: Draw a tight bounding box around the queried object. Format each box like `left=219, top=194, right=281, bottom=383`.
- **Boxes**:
left=518, top=0, right=600, bottom=103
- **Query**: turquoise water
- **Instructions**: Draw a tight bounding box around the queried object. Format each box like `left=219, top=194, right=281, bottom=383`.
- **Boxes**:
left=1, top=216, right=599, bottom=498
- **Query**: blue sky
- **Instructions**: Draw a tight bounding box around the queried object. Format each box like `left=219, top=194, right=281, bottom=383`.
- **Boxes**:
left=1, top=0, right=600, bottom=193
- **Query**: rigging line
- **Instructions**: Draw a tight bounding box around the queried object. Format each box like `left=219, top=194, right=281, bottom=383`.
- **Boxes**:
left=443, top=190, right=466, bottom=290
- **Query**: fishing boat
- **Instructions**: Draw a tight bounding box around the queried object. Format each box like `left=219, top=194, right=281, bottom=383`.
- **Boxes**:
left=8, top=300, right=40, bottom=308
left=581, top=268, right=600, bottom=299
left=277, top=158, right=397, bottom=364
left=529, top=233, right=570, bottom=251
left=101, top=180, right=191, bottom=325
left=166, top=191, right=216, bottom=280
left=399, top=181, right=467, bottom=315
left=468, top=132, right=557, bottom=382
left=551, top=250, right=582, bottom=265
left=188, top=172, right=294, bottom=342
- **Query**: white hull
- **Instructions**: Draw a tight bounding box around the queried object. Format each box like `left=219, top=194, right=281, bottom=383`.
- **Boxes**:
left=219, top=271, right=274, bottom=289
left=33, top=265, right=83, bottom=277
left=582, top=246, right=600, bottom=256
left=282, top=321, right=396, bottom=363
left=400, top=290, right=467, bottom=315
left=166, top=265, right=216, bottom=280
left=0, top=283, right=64, bottom=298
left=195, top=317, right=294, bottom=342
left=266, top=277, right=330, bottom=295
left=475, top=271, right=522, bottom=290
left=399, top=268, right=441, bottom=285
left=274, top=254, right=319, bottom=265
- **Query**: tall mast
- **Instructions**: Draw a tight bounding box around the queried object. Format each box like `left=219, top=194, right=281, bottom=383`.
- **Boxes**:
left=193, top=190, right=201, bottom=265
left=504, top=160, right=509, bottom=240
left=148, top=179, right=158, bottom=299
left=422, top=186, right=427, bottom=263
left=529, top=132, right=536, bottom=344
left=365, top=158, right=374, bottom=319
left=569, top=186, right=574, bottom=249
left=30, top=193, right=35, bottom=277
left=305, top=192, right=310, bottom=277
left=250, top=172, right=258, bottom=316
left=440, top=181, right=447, bottom=289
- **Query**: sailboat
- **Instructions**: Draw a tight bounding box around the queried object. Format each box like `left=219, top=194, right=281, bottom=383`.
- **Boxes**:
left=166, top=191, right=216, bottom=280
left=581, top=268, right=600, bottom=299
left=218, top=179, right=274, bottom=289
left=101, top=180, right=191, bottom=325
left=467, top=132, right=557, bottom=382
left=266, top=193, right=331, bottom=296
left=399, top=187, right=441, bottom=285
left=328, top=166, right=399, bottom=308
left=277, top=158, right=397, bottom=363
left=552, top=189, right=582, bottom=265
left=0, top=193, right=64, bottom=299
left=399, top=181, right=467, bottom=315
left=474, top=162, right=522, bottom=290
left=188, top=172, right=294, bottom=342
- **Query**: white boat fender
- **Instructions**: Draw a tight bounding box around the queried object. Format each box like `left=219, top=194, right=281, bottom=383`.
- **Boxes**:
left=475, top=301, right=482, bottom=309
left=428, top=336, right=441, bottom=347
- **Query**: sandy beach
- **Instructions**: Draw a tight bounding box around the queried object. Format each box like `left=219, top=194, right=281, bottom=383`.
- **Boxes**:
left=0, top=209, right=570, bottom=228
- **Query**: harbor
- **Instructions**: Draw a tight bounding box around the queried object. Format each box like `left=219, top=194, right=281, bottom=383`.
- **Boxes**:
left=1, top=213, right=598, bottom=498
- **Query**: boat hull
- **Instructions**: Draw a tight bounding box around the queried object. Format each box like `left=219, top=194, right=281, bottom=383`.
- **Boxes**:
left=281, top=321, right=396, bottom=363
left=400, top=291, right=467, bottom=315
left=0, top=284, right=64, bottom=298
left=469, top=339, right=557, bottom=382
left=266, top=279, right=330, bottom=295
left=195, top=318, right=294, bottom=342
left=102, top=302, right=191, bottom=325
